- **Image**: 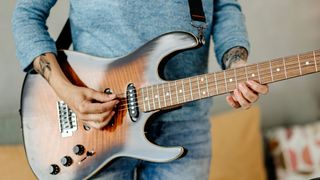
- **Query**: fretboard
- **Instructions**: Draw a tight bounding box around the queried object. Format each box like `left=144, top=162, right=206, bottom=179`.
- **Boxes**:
left=138, top=49, right=320, bottom=112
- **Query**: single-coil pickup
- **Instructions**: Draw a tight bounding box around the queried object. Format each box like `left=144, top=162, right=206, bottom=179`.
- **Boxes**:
left=127, top=83, right=139, bottom=121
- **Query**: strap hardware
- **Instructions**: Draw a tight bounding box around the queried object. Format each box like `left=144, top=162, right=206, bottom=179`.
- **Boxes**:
left=191, top=21, right=207, bottom=45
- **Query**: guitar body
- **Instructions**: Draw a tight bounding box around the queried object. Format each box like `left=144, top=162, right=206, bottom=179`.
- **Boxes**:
left=21, top=31, right=200, bottom=179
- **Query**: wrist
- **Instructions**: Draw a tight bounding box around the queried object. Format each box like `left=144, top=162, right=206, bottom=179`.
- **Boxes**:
left=223, top=46, right=248, bottom=69
left=33, top=53, right=73, bottom=90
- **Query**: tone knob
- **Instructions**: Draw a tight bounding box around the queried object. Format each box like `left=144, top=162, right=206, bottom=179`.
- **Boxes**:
left=73, top=144, right=85, bottom=155
left=49, top=164, right=60, bottom=175
left=60, top=156, right=73, bottom=167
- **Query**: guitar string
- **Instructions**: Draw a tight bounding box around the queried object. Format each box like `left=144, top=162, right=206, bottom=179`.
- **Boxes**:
left=113, top=58, right=319, bottom=99
left=115, top=62, right=319, bottom=112
left=116, top=61, right=319, bottom=110
left=115, top=61, right=318, bottom=106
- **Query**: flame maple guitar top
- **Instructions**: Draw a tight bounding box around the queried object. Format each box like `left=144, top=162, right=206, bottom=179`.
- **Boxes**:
left=21, top=32, right=198, bottom=179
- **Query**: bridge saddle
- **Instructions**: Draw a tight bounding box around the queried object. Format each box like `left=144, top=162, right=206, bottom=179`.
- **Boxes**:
left=57, top=101, right=78, bottom=137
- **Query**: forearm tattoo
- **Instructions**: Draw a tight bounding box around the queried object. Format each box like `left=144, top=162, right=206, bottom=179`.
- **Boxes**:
left=37, top=55, right=51, bottom=82
left=223, top=46, right=248, bottom=69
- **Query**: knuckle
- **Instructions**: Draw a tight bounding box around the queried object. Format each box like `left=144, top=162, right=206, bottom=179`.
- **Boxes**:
left=78, top=104, right=86, bottom=113
left=243, top=104, right=251, bottom=110
left=97, top=116, right=105, bottom=122
left=77, top=114, right=85, bottom=120
left=249, top=94, right=258, bottom=102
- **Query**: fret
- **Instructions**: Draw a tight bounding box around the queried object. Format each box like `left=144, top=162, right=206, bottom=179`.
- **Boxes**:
left=313, top=50, right=318, bottom=72
left=197, top=76, right=201, bottom=98
left=223, top=71, right=228, bottom=92
left=244, top=66, right=248, bottom=81
left=189, top=78, right=194, bottom=100
left=235, top=67, right=246, bottom=84
left=205, top=75, right=209, bottom=97
left=246, top=64, right=260, bottom=82
left=183, top=78, right=192, bottom=102
left=161, top=83, right=167, bottom=107
left=269, top=61, right=274, bottom=82
left=215, top=72, right=226, bottom=94
left=146, top=86, right=151, bottom=111
left=156, top=84, right=161, bottom=108
left=284, top=55, right=301, bottom=78
left=175, top=81, right=179, bottom=104
left=213, top=72, right=218, bottom=94
left=225, top=69, right=236, bottom=91
left=316, top=50, right=320, bottom=71
left=141, top=88, right=147, bottom=112
left=158, top=83, right=165, bottom=108
left=198, top=75, right=208, bottom=98
left=167, top=82, right=173, bottom=106
left=256, top=63, right=261, bottom=83
left=257, top=62, right=272, bottom=84
left=271, top=58, right=286, bottom=81
left=234, top=68, right=238, bottom=88
left=207, top=74, right=217, bottom=96
left=283, top=57, right=288, bottom=79
left=297, top=55, right=302, bottom=75
left=181, top=79, right=186, bottom=102
left=150, top=85, right=156, bottom=110
left=299, top=51, right=317, bottom=75
left=171, top=82, right=176, bottom=105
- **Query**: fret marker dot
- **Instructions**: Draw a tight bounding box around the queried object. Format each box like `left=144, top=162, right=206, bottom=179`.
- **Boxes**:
left=166, top=92, right=170, bottom=96
left=202, top=91, right=206, bottom=95
left=229, top=78, right=233, bottom=82
left=179, top=89, right=182, bottom=93
left=276, top=68, right=280, bottom=72
left=145, top=97, right=148, bottom=100
left=155, top=95, right=158, bottom=98
left=306, top=61, right=309, bottom=65
left=201, top=78, right=204, bottom=82
left=251, top=74, right=255, bottom=77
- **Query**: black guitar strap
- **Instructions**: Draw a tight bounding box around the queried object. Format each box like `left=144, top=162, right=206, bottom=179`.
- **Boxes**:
left=188, top=0, right=206, bottom=23
left=55, top=1, right=207, bottom=49
left=55, top=19, right=72, bottom=50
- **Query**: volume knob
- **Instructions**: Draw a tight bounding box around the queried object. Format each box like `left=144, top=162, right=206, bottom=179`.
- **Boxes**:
left=49, top=164, right=60, bottom=175
left=73, top=144, right=85, bottom=155
left=61, top=156, right=73, bottom=167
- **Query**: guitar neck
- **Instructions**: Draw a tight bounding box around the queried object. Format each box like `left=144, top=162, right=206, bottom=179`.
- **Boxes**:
left=139, top=49, right=320, bottom=112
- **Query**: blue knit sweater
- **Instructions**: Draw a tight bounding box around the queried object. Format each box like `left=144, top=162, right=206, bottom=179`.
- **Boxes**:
left=12, top=0, right=250, bottom=124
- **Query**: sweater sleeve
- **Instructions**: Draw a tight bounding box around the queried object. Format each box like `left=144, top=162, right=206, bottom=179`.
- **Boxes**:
left=12, top=0, right=58, bottom=72
left=211, top=0, right=250, bottom=69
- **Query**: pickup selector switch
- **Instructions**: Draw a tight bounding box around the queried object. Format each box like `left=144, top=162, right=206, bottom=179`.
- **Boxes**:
left=73, top=144, right=85, bottom=155
left=49, top=164, right=60, bottom=175
left=61, top=156, right=73, bottom=167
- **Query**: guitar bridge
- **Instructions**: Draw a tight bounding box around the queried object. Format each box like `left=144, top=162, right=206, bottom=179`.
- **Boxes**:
left=57, top=101, right=78, bottom=137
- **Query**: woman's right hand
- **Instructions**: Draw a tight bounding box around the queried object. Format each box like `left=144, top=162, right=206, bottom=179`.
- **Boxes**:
left=62, top=86, right=119, bottom=129
left=33, top=53, right=118, bottom=129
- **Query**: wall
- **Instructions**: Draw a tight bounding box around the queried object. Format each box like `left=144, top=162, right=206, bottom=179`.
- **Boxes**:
left=0, top=1, right=319, bottom=143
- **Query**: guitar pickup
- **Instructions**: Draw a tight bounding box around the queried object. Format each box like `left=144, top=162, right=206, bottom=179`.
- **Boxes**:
left=127, top=83, right=139, bottom=121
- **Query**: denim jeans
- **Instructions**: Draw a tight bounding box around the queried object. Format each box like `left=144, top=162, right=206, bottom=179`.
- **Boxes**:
left=92, top=110, right=212, bottom=180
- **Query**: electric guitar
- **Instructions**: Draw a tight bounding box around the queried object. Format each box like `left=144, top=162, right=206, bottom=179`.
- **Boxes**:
left=20, top=31, right=320, bottom=179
